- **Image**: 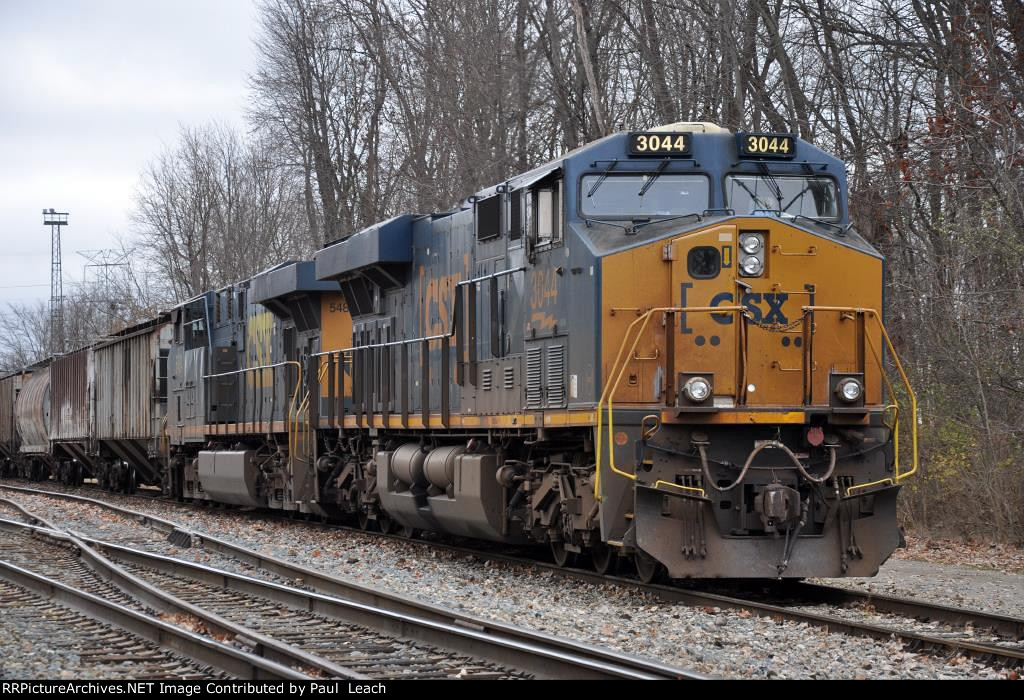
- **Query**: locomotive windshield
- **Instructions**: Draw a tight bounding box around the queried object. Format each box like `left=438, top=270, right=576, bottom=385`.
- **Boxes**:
left=581, top=174, right=709, bottom=217
left=726, top=174, right=838, bottom=219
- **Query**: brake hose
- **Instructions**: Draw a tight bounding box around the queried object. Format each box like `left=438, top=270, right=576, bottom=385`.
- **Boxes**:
left=698, top=441, right=838, bottom=491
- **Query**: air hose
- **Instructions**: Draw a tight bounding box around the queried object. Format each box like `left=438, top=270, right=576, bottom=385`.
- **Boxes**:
left=698, top=441, right=838, bottom=491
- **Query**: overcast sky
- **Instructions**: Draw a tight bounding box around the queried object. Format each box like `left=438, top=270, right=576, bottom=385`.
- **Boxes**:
left=0, top=0, right=258, bottom=303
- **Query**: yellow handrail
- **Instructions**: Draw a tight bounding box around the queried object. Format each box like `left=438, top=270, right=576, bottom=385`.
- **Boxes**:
left=593, top=304, right=918, bottom=502
left=594, top=306, right=744, bottom=501
left=289, top=360, right=329, bottom=465
left=281, top=361, right=304, bottom=464
left=803, top=307, right=918, bottom=496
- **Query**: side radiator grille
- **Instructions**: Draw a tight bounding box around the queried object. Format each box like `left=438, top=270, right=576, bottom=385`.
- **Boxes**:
left=546, top=344, right=565, bottom=408
left=525, top=347, right=543, bottom=409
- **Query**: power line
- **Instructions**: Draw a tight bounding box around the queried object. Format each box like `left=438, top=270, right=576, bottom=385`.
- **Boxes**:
left=78, top=248, right=131, bottom=334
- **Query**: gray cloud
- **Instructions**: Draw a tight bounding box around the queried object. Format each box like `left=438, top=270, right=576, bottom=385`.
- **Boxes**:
left=0, top=0, right=257, bottom=301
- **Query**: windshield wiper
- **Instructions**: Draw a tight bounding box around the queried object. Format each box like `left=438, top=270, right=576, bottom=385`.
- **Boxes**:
left=586, top=160, right=618, bottom=198
left=638, top=158, right=670, bottom=197
left=734, top=177, right=777, bottom=211
left=758, top=166, right=786, bottom=209
left=583, top=217, right=634, bottom=233
left=791, top=214, right=851, bottom=236
left=630, top=212, right=703, bottom=233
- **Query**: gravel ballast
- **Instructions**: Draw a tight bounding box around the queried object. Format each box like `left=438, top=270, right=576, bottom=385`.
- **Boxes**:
left=1, top=482, right=1019, bottom=680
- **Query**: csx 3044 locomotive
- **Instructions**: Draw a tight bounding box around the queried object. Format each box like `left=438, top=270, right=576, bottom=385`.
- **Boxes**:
left=0, top=122, right=917, bottom=580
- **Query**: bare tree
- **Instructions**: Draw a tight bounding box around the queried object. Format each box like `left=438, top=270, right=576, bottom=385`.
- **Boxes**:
left=115, top=0, right=1024, bottom=539
left=132, top=124, right=309, bottom=301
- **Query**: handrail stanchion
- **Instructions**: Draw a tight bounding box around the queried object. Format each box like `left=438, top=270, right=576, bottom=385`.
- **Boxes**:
left=741, top=307, right=749, bottom=405
left=382, top=341, right=391, bottom=427
left=400, top=343, right=409, bottom=428
left=270, top=366, right=276, bottom=435
left=802, top=312, right=812, bottom=405
left=664, top=311, right=675, bottom=406
left=441, top=338, right=450, bottom=428
left=342, top=351, right=347, bottom=424
left=420, top=339, right=429, bottom=426
left=327, top=353, right=335, bottom=427
left=856, top=310, right=866, bottom=376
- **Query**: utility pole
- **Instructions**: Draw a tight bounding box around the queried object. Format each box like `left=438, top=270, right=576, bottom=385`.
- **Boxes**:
left=43, top=209, right=69, bottom=355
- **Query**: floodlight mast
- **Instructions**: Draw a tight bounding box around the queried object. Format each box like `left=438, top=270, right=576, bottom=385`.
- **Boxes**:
left=43, top=209, right=69, bottom=355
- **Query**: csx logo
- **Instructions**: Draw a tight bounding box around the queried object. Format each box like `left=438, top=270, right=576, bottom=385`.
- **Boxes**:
left=680, top=282, right=792, bottom=332
left=708, top=291, right=789, bottom=324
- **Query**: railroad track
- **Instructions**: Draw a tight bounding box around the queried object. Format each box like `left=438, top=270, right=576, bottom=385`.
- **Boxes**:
left=0, top=489, right=701, bottom=680
left=0, top=527, right=305, bottom=679
left=3, top=481, right=1022, bottom=670
left=0, top=577, right=226, bottom=680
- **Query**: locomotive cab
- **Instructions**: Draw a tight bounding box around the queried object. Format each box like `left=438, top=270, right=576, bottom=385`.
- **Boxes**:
left=583, top=124, right=915, bottom=578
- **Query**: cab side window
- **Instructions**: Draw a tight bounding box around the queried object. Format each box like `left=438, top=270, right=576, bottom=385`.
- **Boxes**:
left=508, top=190, right=523, bottom=242
left=183, top=300, right=208, bottom=351
left=476, top=194, right=501, bottom=241
left=529, top=178, right=561, bottom=247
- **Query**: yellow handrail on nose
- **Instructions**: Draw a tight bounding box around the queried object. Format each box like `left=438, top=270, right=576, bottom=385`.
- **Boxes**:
left=593, top=305, right=918, bottom=502
left=801, top=307, right=917, bottom=496
left=594, top=306, right=744, bottom=501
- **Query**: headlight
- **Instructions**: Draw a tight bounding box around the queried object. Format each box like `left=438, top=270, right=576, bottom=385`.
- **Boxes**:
left=740, top=255, right=763, bottom=276
left=683, top=376, right=712, bottom=403
left=835, top=378, right=863, bottom=403
left=740, top=234, right=763, bottom=254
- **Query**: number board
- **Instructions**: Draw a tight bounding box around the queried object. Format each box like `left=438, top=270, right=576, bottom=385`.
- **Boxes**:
left=737, top=132, right=797, bottom=159
left=627, top=132, right=692, bottom=157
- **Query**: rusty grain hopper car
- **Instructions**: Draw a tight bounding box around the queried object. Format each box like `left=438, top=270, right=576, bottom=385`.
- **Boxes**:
left=0, top=123, right=918, bottom=580
left=13, top=362, right=52, bottom=481
left=0, top=369, right=30, bottom=472
left=4, top=319, right=171, bottom=492
left=50, top=346, right=93, bottom=485
left=91, top=316, right=172, bottom=491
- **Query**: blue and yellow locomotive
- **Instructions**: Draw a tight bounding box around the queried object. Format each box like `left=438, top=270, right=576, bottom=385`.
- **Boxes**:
left=5, top=122, right=917, bottom=580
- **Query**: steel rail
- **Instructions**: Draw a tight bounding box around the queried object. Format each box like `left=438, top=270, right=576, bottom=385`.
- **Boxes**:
left=0, top=575, right=223, bottom=680
left=0, top=487, right=704, bottom=680
left=786, top=581, right=1024, bottom=640
left=79, top=535, right=680, bottom=680
left=78, top=485, right=1019, bottom=638
left=7, top=482, right=1022, bottom=669
left=0, top=511, right=364, bottom=680
left=0, top=548, right=308, bottom=680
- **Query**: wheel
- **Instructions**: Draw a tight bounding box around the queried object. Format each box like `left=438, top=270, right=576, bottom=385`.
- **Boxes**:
left=357, top=510, right=372, bottom=531
left=590, top=541, right=617, bottom=575
left=550, top=540, right=577, bottom=568
left=634, top=550, right=665, bottom=584
left=396, top=524, right=421, bottom=539
left=377, top=513, right=400, bottom=534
